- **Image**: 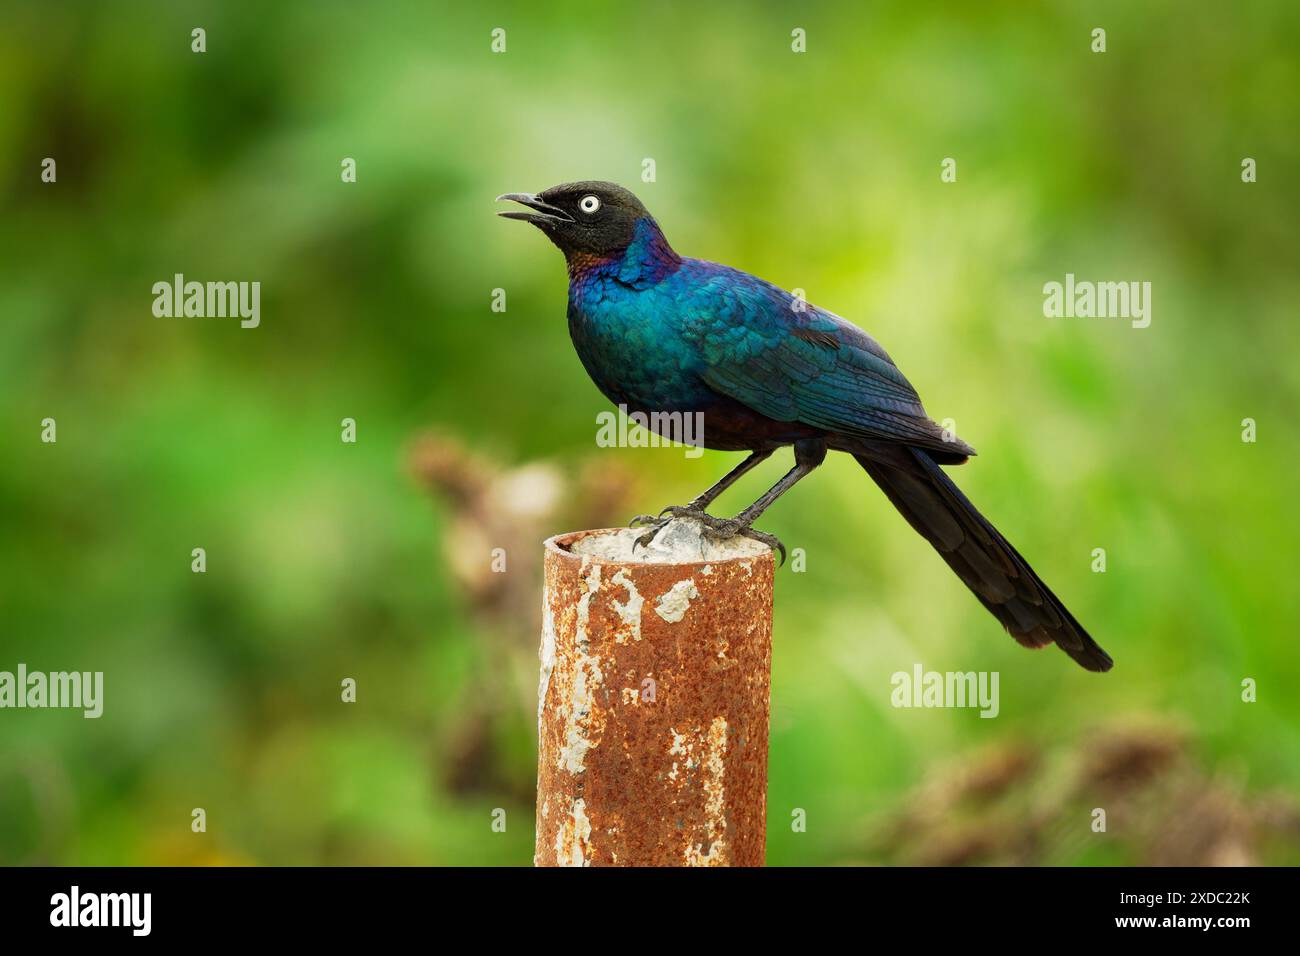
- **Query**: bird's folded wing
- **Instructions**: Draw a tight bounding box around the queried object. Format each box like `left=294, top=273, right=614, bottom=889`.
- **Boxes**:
left=695, top=292, right=974, bottom=456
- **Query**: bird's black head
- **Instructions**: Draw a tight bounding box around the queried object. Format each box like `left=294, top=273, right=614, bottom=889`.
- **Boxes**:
left=497, top=181, right=655, bottom=261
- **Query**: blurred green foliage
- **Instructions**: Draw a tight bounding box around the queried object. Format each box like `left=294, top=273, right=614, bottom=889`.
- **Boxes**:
left=1, top=1, right=1298, bottom=865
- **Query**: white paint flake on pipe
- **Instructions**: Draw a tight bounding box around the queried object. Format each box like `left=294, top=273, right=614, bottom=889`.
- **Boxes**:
left=655, top=578, right=699, bottom=623
left=555, top=797, right=592, bottom=867
left=557, top=562, right=605, bottom=774
left=610, top=568, right=644, bottom=642
left=685, top=716, right=729, bottom=867
left=537, top=600, right=557, bottom=733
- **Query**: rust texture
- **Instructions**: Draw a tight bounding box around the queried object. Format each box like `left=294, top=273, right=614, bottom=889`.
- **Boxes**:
left=536, top=529, right=774, bottom=866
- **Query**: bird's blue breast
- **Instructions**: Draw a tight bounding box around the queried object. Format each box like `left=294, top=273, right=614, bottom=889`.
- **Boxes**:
left=568, top=272, right=717, bottom=412
left=566, top=221, right=726, bottom=414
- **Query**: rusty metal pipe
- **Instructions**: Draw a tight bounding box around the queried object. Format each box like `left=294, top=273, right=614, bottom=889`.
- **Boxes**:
left=535, top=523, right=775, bottom=867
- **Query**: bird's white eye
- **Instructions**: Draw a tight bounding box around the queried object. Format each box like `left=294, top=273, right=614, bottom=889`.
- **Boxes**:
left=579, top=195, right=601, bottom=214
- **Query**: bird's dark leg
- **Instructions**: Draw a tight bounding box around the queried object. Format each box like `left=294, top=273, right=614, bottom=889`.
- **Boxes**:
left=698, top=439, right=827, bottom=562
left=633, top=441, right=825, bottom=563
left=630, top=448, right=773, bottom=549
left=632, top=448, right=772, bottom=523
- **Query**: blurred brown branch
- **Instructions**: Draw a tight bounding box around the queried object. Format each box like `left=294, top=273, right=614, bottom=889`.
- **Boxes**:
left=862, top=722, right=1300, bottom=866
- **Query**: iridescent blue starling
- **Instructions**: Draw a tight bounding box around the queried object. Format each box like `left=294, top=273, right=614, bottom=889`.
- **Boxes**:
left=498, top=182, right=1112, bottom=671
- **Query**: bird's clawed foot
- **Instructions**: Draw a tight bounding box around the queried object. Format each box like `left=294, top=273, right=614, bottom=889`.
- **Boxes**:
left=699, top=519, right=787, bottom=566
left=629, top=507, right=786, bottom=564
left=629, top=504, right=710, bottom=550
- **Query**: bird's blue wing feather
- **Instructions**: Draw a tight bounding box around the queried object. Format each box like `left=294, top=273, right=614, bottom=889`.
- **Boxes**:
left=685, top=265, right=975, bottom=455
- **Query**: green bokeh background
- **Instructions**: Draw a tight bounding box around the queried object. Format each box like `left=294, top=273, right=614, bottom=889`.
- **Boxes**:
left=1, top=1, right=1298, bottom=865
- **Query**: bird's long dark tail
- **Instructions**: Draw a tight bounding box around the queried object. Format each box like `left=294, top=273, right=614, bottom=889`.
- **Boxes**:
left=853, top=444, right=1112, bottom=672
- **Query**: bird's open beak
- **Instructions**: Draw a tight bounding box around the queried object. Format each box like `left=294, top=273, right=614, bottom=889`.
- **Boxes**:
left=496, top=192, right=575, bottom=226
